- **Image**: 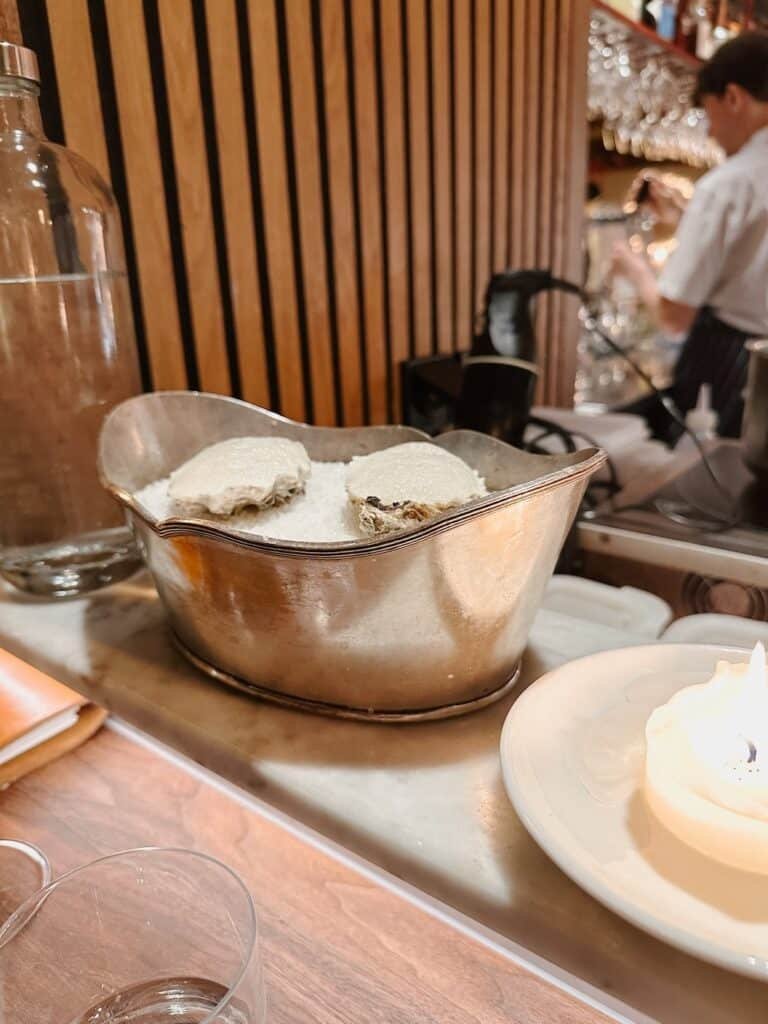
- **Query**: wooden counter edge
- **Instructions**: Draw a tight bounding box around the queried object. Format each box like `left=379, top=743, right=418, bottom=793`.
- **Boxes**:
left=0, top=718, right=622, bottom=1024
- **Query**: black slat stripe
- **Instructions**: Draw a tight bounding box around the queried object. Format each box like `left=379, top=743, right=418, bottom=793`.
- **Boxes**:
left=469, top=0, right=477, bottom=325
left=142, top=0, right=199, bottom=390
left=537, top=0, right=547, bottom=268
left=191, top=0, right=243, bottom=399
left=399, top=0, right=415, bottom=361
left=24, top=1, right=65, bottom=144
left=527, top=0, right=535, bottom=269
left=87, top=0, right=152, bottom=392
left=546, top=1, right=557, bottom=379
left=425, top=0, right=438, bottom=355
left=234, top=0, right=281, bottom=412
left=448, top=0, right=458, bottom=350
left=488, top=0, right=496, bottom=274
left=274, top=0, right=315, bottom=424
left=310, top=0, right=343, bottom=425
left=372, top=0, right=394, bottom=422
left=506, top=0, right=514, bottom=268
left=342, top=0, right=370, bottom=424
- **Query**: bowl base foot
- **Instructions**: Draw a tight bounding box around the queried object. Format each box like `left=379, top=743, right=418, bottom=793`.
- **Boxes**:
left=173, top=634, right=521, bottom=723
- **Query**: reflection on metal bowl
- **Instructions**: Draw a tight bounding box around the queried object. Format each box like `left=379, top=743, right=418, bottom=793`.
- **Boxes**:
left=98, top=392, right=605, bottom=721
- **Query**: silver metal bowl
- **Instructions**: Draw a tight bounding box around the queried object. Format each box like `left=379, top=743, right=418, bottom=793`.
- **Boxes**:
left=99, top=392, right=605, bottom=721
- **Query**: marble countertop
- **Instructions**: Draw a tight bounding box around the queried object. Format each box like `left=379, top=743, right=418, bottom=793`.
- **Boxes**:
left=1, top=574, right=766, bottom=1024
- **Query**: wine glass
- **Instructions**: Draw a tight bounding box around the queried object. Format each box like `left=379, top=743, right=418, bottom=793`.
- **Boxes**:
left=587, top=10, right=723, bottom=168
left=0, top=838, right=51, bottom=924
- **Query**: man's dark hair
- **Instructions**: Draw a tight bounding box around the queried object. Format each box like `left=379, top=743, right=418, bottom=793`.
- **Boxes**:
left=695, top=31, right=768, bottom=105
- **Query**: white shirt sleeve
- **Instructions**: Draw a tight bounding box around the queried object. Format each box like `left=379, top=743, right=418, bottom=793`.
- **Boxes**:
left=658, top=184, right=732, bottom=309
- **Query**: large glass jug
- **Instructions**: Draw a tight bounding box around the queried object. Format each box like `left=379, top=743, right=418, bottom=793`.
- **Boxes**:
left=0, top=41, right=142, bottom=597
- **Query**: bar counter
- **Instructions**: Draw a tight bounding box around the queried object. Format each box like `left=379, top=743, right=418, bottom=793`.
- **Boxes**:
left=1, top=575, right=766, bottom=1024
left=0, top=724, right=613, bottom=1023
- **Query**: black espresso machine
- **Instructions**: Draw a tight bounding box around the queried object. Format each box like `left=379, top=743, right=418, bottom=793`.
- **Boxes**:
left=402, top=268, right=581, bottom=448
left=401, top=269, right=591, bottom=572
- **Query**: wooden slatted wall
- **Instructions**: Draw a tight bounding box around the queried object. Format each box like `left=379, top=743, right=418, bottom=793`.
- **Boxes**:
left=7, top=0, right=589, bottom=422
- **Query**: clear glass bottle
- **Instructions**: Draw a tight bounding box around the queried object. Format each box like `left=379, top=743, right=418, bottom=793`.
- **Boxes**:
left=0, top=42, right=142, bottom=597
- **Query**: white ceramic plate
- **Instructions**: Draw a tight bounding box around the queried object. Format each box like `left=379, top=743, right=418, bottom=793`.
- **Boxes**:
left=662, top=614, right=768, bottom=649
left=501, top=643, right=768, bottom=980
left=542, top=576, right=672, bottom=639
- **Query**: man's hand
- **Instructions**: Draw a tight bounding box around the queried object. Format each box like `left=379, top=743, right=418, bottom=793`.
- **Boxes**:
left=625, top=172, right=689, bottom=229
left=610, top=239, right=647, bottom=281
left=611, top=241, right=696, bottom=335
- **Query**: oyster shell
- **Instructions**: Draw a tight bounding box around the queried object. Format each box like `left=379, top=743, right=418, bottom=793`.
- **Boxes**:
left=168, top=436, right=311, bottom=516
left=345, top=442, right=486, bottom=536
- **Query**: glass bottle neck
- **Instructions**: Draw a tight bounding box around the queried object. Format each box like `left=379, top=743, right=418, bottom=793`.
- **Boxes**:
left=0, top=77, right=43, bottom=137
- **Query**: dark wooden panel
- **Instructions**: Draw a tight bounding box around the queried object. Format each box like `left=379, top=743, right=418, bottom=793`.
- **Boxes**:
left=473, top=0, right=492, bottom=314
left=378, top=0, right=410, bottom=413
left=248, top=0, right=306, bottom=421
left=537, top=0, right=559, bottom=391
left=431, top=0, right=454, bottom=355
left=493, top=0, right=511, bottom=272
left=205, top=0, right=270, bottom=408
left=406, top=0, right=433, bottom=358
left=284, top=0, right=337, bottom=426
left=453, top=0, right=473, bottom=353
left=0, top=0, right=20, bottom=42
left=104, top=0, right=189, bottom=392
left=523, top=0, right=542, bottom=270
left=510, top=0, right=527, bottom=269
left=14, top=0, right=591, bottom=419
left=320, top=0, right=365, bottom=426
left=46, top=0, right=109, bottom=181
left=350, top=0, right=388, bottom=424
left=559, top=0, right=591, bottom=406
left=158, top=0, right=232, bottom=396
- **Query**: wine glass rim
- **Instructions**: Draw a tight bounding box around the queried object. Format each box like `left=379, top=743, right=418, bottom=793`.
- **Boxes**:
left=0, top=845, right=259, bottom=1024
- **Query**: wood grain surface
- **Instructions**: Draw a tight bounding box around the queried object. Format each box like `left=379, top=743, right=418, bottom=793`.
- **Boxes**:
left=0, top=726, right=612, bottom=1024
left=431, top=0, right=454, bottom=357
left=453, top=0, right=473, bottom=353
left=12, top=0, right=589, bottom=419
left=473, top=0, right=492, bottom=317
left=46, top=0, right=110, bottom=183
left=158, top=0, right=232, bottom=397
left=379, top=0, right=410, bottom=415
left=350, top=0, right=388, bottom=424
left=0, top=0, right=19, bottom=43
left=248, top=0, right=306, bottom=422
left=104, top=0, right=189, bottom=392
left=320, top=0, right=365, bottom=426
left=492, top=0, right=511, bottom=273
left=405, top=0, right=433, bottom=360
left=205, top=0, right=270, bottom=409
left=284, top=0, right=337, bottom=426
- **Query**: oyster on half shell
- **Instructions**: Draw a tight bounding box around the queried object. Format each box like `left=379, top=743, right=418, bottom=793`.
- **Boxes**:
left=345, top=442, right=487, bottom=536
left=168, top=436, right=311, bottom=516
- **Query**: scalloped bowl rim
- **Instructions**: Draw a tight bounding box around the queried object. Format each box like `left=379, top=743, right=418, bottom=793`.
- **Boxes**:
left=99, top=391, right=606, bottom=557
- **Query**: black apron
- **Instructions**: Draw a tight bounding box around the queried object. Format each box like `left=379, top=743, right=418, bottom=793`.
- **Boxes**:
left=623, top=307, right=754, bottom=444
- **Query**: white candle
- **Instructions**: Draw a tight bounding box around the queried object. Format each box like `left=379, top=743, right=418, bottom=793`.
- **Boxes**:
left=645, top=643, right=768, bottom=873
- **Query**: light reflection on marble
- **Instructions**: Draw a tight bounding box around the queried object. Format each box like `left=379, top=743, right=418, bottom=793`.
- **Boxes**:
left=1, top=575, right=767, bottom=1024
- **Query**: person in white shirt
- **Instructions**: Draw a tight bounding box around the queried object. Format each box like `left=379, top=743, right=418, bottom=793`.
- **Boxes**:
left=612, top=32, right=768, bottom=440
